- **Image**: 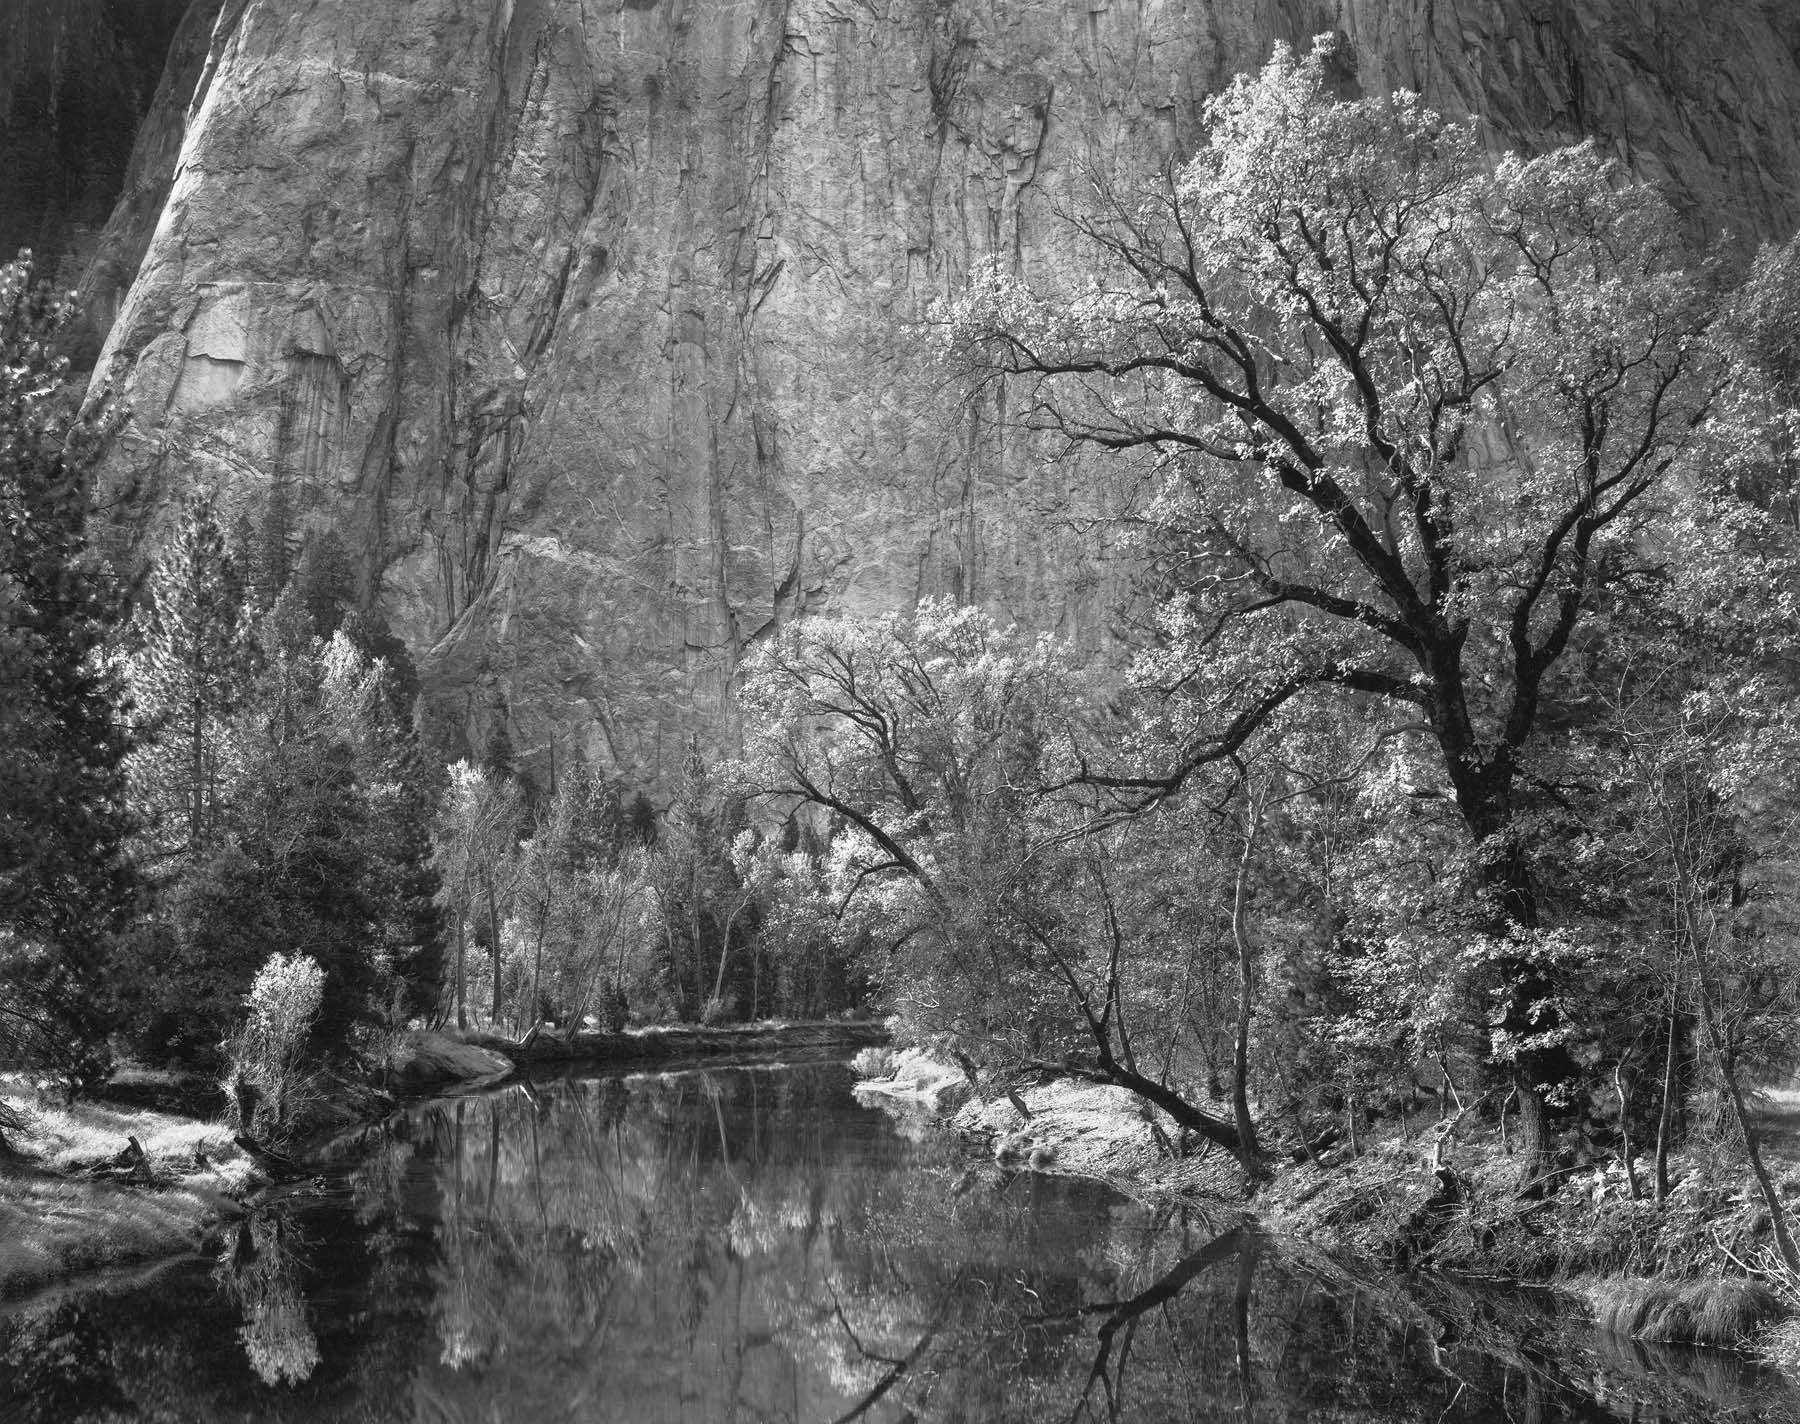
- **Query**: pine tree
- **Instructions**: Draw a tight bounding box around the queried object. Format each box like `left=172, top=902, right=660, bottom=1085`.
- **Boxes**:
left=128, top=487, right=255, bottom=859
left=317, top=632, right=444, bottom=1028
left=0, top=256, right=133, bottom=1085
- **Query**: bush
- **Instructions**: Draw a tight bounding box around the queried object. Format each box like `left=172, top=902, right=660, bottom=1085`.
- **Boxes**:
left=225, top=952, right=325, bottom=1143
left=700, top=993, right=733, bottom=1027
left=592, top=984, right=628, bottom=1033
left=850, top=1047, right=896, bottom=1079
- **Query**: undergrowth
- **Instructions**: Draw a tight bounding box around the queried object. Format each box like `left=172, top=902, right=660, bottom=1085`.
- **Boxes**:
left=1265, top=1116, right=1800, bottom=1292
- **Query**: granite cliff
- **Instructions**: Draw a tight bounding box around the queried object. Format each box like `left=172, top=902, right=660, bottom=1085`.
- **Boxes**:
left=64, top=0, right=1800, bottom=786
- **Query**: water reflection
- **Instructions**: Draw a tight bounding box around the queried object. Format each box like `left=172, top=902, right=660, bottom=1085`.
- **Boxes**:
left=4, top=1062, right=1800, bottom=1422
left=221, top=1213, right=321, bottom=1386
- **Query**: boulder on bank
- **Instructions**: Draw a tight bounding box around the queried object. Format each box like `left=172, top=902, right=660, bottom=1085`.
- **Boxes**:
left=387, top=1032, right=513, bottom=1091
left=851, top=1048, right=974, bottom=1113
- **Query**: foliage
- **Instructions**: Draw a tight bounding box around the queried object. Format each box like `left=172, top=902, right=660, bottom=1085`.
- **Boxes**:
left=646, top=746, right=755, bottom=1021
left=497, top=766, right=657, bottom=1031
left=736, top=598, right=1257, bottom=1154
left=226, top=951, right=325, bottom=1141
left=0, top=255, right=132, bottom=1088
left=942, top=37, right=1800, bottom=1173
left=116, top=556, right=444, bottom=1066
left=433, top=759, right=525, bottom=1030
left=947, top=36, right=1726, bottom=850
left=230, top=617, right=440, bottom=1052
left=123, top=485, right=253, bottom=860
left=736, top=598, right=1074, bottom=1037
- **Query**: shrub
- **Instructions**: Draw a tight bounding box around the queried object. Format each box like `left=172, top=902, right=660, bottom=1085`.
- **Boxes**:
left=850, top=1047, right=896, bottom=1079
left=226, top=952, right=325, bottom=1142
left=700, top=993, right=733, bottom=1027
left=592, top=984, right=628, bottom=1033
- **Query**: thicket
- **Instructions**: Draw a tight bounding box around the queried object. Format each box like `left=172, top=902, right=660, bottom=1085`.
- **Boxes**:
left=430, top=742, right=868, bottom=1036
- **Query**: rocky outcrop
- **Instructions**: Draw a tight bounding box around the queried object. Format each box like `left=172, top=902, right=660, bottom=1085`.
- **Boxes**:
left=82, top=0, right=1800, bottom=788
left=386, top=1031, right=515, bottom=1092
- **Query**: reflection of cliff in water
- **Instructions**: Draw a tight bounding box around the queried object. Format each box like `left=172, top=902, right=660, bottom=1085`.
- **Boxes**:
left=6, top=1063, right=1800, bottom=1422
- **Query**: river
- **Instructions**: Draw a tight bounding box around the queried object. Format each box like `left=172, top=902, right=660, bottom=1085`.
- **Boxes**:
left=3, top=1059, right=1797, bottom=1422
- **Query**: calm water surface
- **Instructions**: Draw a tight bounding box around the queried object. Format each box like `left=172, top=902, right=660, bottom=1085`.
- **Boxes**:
left=3, top=1059, right=1797, bottom=1422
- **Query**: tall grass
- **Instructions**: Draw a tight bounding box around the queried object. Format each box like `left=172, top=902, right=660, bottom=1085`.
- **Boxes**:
left=1588, top=1277, right=1785, bottom=1347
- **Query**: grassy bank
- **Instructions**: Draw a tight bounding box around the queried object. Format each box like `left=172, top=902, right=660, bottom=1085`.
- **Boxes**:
left=0, top=1022, right=890, bottom=1302
left=0, top=1080, right=251, bottom=1301
left=855, top=1052, right=1800, bottom=1360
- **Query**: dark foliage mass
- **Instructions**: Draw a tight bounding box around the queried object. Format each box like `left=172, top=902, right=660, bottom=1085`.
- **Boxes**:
left=116, top=488, right=446, bottom=1067
left=0, top=257, right=133, bottom=1086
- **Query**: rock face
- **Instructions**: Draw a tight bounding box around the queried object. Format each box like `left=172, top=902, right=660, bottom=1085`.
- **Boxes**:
left=0, top=0, right=193, bottom=290
left=82, top=0, right=1800, bottom=788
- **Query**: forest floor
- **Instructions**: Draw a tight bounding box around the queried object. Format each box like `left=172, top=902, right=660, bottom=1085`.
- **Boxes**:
left=855, top=1049, right=1800, bottom=1361
left=0, top=1076, right=252, bottom=1302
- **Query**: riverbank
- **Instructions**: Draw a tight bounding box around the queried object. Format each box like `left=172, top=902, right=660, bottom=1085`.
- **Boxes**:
left=853, top=1049, right=1800, bottom=1358
left=0, top=1081, right=252, bottom=1301
left=0, top=1019, right=892, bottom=1300
left=454, top=1017, right=888, bottom=1073
left=391, top=1018, right=889, bottom=1092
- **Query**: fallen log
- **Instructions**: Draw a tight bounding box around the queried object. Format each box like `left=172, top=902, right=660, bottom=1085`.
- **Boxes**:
left=233, top=1133, right=306, bottom=1182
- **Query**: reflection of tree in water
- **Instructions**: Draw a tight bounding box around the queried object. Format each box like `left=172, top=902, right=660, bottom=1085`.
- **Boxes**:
left=411, top=1066, right=945, bottom=1421
left=1, top=1117, right=434, bottom=1422
left=9, top=1066, right=1800, bottom=1421
left=366, top=1065, right=1800, bottom=1423
left=814, top=1204, right=1800, bottom=1424
left=219, top=1211, right=321, bottom=1387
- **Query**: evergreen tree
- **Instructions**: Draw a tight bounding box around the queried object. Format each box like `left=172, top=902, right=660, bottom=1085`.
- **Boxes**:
left=122, top=577, right=446, bottom=1063
left=0, top=256, right=133, bottom=1085
left=127, top=486, right=254, bottom=859
left=317, top=632, right=444, bottom=1027
left=230, top=600, right=442, bottom=1052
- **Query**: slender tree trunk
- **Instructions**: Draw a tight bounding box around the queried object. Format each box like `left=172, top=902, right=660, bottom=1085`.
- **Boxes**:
left=1694, top=966, right=1800, bottom=1272
left=1228, top=779, right=1266, bottom=1180
left=527, top=881, right=550, bottom=1034
left=1086, top=1032, right=1243, bottom=1155
left=486, top=874, right=503, bottom=1026
left=1655, top=993, right=1679, bottom=1202
left=190, top=685, right=205, bottom=851
left=713, top=898, right=745, bottom=1012
left=455, top=863, right=470, bottom=1031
